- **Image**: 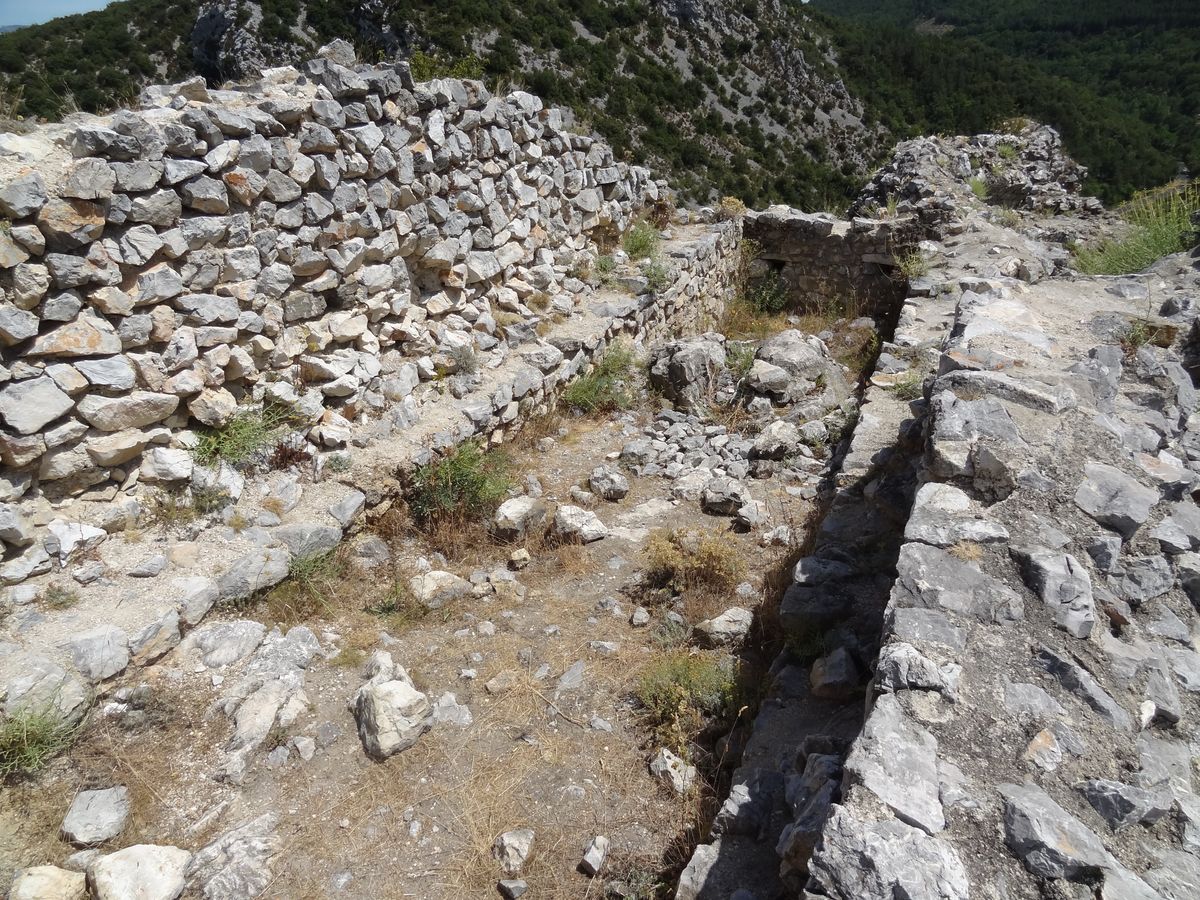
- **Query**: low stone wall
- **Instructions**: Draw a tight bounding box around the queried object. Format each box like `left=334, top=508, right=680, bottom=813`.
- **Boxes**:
left=743, top=207, right=917, bottom=318
left=0, top=42, right=662, bottom=505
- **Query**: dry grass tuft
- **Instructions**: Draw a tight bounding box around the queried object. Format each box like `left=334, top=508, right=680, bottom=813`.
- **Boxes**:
left=640, top=527, right=744, bottom=620
left=950, top=541, right=983, bottom=562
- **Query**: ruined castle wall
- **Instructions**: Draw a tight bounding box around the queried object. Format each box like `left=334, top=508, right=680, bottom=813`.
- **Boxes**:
left=743, top=207, right=918, bottom=318
left=0, top=52, right=666, bottom=504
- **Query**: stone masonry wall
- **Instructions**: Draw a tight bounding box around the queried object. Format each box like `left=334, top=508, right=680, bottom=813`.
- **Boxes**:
left=0, top=41, right=663, bottom=506
left=743, top=207, right=918, bottom=318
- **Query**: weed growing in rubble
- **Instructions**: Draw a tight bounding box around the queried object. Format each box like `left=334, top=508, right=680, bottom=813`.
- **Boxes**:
left=641, top=528, right=744, bottom=615
left=725, top=342, right=756, bottom=382
left=194, top=402, right=297, bottom=466
left=888, top=371, right=925, bottom=402
left=896, top=250, right=929, bottom=280
left=1075, top=182, right=1200, bottom=275
left=636, top=651, right=734, bottom=756
left=37, top=584, right=79, bottom=610
left=0, top=706, right=79, bottom=780
left=623, top=221, right=661, bottom=259
left=717, top=196, right=747, bottom=221
left=409, top=440, right=512, bottom=528
left=562, top=342, right=638, bottom=414
left=969, top=177, right=988, bottom=201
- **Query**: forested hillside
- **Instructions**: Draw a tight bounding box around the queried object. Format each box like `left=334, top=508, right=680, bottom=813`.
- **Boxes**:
left=814, top=0, right=1200, bottom=202
left=0, top=0, right=1194, bottom=207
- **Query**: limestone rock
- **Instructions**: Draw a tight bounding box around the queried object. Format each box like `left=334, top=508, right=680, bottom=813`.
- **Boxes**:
left=88, top=844, right=192, bottom=900
left=409, top=570, right=472, bottom=609
left=181, top=620, right=266, bottom=668
left=0, top=375, right=74, bottom=434
left=892, top=542, right=1023, bottom=623
left=184, top=813, right=279, bottom=900
left=844, top=694, right=945, bottom=834
left=493, top=496, right=548, bottom=542
left=1078, top=779, right=1172, bottom=831
left=354, top=678, right=433, bottom=759
left=553, top=505, right=608, bottom=543
left=217, top=549, right=290, bottom=601
left=588, top=466, right=630, bottom=501
left=68, top=626, right=130, bottom=682
left=1074, top=462, right=1157, bottom=538
left=77, top=392, right=179, bottom=431
left=61, top=787, right=130, bottom=846
left=693, top=607, right=753, bottom=648
left=579, top=835, right=609, bottom=877
left=28, top=314, right=121, bottom=357
left=1014, top=549, right=1095, bottom=638
left=807, top=805, right=969, bottom=900
left=999, top=781, right=1113, bottom=879
left=649, top=747, right=695, bottom=794
left=8, top=866, right=86, bottom=900
left=492, top=828, right=535, bottom=876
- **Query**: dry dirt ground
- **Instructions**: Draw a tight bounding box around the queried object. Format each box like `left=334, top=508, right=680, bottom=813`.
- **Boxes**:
left=2, top=399, right=816, bottom=899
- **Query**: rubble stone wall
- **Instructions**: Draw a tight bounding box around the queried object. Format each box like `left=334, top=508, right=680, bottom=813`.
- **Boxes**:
left=0, top=49, right=666, bottom=505
left=743, top=208, right=917, bottom=317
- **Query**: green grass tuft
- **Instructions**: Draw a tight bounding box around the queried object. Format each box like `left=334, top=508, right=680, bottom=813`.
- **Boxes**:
left=194, top=403, right=297, bottom=467
left=1075, top=183, right=1199, bottom=275
left=409, top=440, right=512, bottom=527
left=0, top=706, right=80, bottom=780
left=895, top=250, right=929, bottom=280
left=562, top=342, right=638, bottom=415
left=622, top=222, right=661, bottom=259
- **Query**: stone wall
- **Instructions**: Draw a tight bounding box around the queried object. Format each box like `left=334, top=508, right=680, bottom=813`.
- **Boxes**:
left=0, top=41, right=664, bottom=505
left=743, top=207, right=917, bottom=318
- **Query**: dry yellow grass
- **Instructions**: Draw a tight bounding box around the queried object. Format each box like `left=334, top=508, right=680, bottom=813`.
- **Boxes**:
left=950, top=541, right=983, bottom=562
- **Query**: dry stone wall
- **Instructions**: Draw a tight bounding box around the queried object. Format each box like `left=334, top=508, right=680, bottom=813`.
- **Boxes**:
left=0, top=40, right=664, bottom=504
left=743, top=207, right=917, bottom=318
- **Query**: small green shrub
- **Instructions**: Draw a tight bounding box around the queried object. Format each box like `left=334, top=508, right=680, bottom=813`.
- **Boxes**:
left=1075, top=182, right=1200, bottom=275
left=996, top=142, right=1019, bottom=162
left=969, top=177, right=988, bottom=201
left=644, top=260, right=670, bottom=291
left=194, top=403, right=297, bottom=466
left=38, top=584, right=79, bottom=610
left=994, top=207, right=1021, bottom=229
left=0, top=706, right=79, bottom=779
left=450, top=344, right=479, bottom=375
left=408, top=49, right=484, bottom=81
left=623, top=222, right=661, bottom=259
left=748, top=272, right=790, bottom=314
left=364, top=581, right=431, bottom=631
left=896, top=250, right=929, bottom=280
left=409, top=440, right=512, bottom=526
left=596, top=254, right=616, bottom=277
left=717, top=196, right=747, bottom=221
left=726, top=343, right=756, bottom=382
left=637, top=652, right=734, bottom=755
left=562, top=343, right=638, bottom=415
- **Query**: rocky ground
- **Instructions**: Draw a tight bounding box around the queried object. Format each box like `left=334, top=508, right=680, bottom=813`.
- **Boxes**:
left=677, top=127, right=1200, bottom=899
left=1, top=271, right=873, bottom=898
